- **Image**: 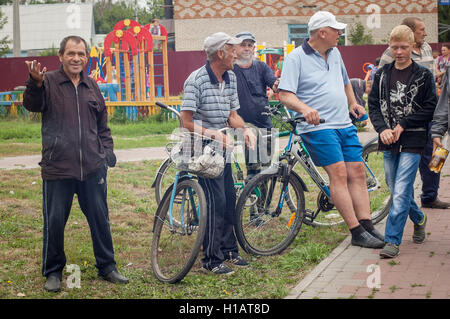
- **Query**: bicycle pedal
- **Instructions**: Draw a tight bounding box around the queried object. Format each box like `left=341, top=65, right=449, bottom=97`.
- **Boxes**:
left=302, top=209, right=314, bottom=225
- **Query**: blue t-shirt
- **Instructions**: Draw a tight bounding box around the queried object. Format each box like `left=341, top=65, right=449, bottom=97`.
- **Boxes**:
left=233, top=60, right=277, bottom=128
left=278, top=39, right=352, bottom=133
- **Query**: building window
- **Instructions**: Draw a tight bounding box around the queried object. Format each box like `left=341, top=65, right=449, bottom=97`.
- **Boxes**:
left=288, top=24, right=347, bottom=47
left=288, top=24, right=308, bottom=47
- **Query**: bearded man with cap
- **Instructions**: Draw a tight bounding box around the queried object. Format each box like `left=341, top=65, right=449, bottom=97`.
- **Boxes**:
left=278, top=11, right=385, bottom=249
left=180, top=32, right=256, bottom=275
left=233, top=31, right=280, bottom=184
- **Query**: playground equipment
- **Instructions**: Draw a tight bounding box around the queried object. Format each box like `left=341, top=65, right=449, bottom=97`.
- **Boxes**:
left=93, top=19, right=181, bottom=120
left=256, top=41, right=294, bottom=99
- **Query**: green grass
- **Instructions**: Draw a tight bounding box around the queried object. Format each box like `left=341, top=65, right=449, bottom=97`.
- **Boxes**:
left=0, top=161, right=348, bottom=299
left=0, top=118, right=179, bottom=157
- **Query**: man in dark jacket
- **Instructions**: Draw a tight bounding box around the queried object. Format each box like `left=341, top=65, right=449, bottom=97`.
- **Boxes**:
left=23, top=35, right=129, bottom=292
left=368, top=25, right=437, bottom=258
left=233, top=31, right=279, bottom=182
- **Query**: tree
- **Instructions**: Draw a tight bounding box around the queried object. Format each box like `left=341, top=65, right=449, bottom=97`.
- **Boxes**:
left=0, top=8, right=11, bottom=57
left=348, top=21, right=374, bottom=45
left=94, top=0, right=164, bottom=34
left=439, top=4, right=450, bottom=43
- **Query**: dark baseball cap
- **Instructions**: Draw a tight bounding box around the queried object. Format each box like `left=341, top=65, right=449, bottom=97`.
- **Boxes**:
left=235, top=31, right=256, bottom=42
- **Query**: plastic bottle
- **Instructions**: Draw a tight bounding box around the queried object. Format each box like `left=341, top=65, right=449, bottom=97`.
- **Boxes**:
left=429, top=134, right=449, bottom=173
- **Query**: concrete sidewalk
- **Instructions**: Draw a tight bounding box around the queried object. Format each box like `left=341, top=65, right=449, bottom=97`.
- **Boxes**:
left=0, top=131, right=377, bottom=170
left=286, top=160, right=450, bottom=299
left=0, top=146, right=168, bottom=170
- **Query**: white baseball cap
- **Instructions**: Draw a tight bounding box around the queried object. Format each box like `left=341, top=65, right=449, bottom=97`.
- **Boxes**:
left=308, top=11, right=347, bottom=31
left=204, top=32, right=242, bottom=56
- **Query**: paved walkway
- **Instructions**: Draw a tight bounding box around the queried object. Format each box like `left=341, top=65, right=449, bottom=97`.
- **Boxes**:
left=286, top=159, right=450, bottom=299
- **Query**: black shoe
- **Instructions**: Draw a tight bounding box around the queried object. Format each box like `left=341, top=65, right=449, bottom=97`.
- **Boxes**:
left=44, top=275, right=61, bottom=292
left=351, top=230, right=384, bottom=249
left=99, top=270, right=129, bottom=284
left=202, top=263, right=235, bottom=275
left=421, top=198, right=450, bottom=209
left=224, top=254, right=249, bottom=268
left=368, top=228, right=385, bottom=242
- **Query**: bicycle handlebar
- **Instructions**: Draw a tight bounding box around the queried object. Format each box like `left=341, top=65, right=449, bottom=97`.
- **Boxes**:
left=156, top=101, right=182, bottom=120
left=262, top=104, right=325, bottom=130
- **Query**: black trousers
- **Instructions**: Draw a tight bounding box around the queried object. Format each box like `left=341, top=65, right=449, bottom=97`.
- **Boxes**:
left=245, top=127, right=273, bottom=181
left=41, top=165, right=116, bottom=278
left=198, top=163, right=239, bottom=269
left=419, top=123, right=441, bottom=204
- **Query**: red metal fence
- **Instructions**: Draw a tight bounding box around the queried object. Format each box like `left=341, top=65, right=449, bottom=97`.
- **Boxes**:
left=0, top=43, right=441, bottom=96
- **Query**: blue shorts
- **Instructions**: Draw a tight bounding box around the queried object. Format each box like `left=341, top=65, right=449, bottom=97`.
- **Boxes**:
left=300, top=126, right=363, bottom=167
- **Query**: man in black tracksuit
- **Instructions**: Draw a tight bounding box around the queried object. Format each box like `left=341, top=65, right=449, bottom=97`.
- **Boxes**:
left=23, top=36, right=128, bottom=292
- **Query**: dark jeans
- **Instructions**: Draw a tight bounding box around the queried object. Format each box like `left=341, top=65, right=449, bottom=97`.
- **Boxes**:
left=198, top=163, right=238, bottom=269
left=419, top=123, right=441, bottom=204
left=41, top=165, right=116, bottom=278
left=244, top=127, right=273, bottom=181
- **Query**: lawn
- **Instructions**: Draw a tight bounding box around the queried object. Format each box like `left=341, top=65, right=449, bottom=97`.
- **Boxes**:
left=0, top=160, right=348, bottom=299
left=0, top=117, right=180, bottom=157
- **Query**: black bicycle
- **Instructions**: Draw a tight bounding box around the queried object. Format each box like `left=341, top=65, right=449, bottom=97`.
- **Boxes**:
left=234, top=104, right=392, bottom=256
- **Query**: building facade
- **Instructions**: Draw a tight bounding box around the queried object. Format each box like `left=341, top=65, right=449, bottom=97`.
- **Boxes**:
left=173, top=0, right=438, bottom=51
left=0, top=3, right=94, bottom=56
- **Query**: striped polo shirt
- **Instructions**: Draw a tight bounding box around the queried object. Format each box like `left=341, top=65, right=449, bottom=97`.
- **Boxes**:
left=181, top=61, right=240, bottom=129
left=379, top=42, right=435, bottom=75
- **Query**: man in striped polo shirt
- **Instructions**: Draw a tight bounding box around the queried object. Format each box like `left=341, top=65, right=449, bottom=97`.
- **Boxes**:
left=379, top=17, right=450, bottom=210
left=180, top=32, right=256, bottom=275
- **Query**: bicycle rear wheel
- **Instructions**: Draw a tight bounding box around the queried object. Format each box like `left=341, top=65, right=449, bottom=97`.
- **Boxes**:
left=301, top=138, right=391, bottom=227
left=153, top=158, right=177, bottom=205
left=362, top=139, right=392, bottom=225
left=234, top=169, right=305, bottom=256
left=151, top=179, right=207, bottom=283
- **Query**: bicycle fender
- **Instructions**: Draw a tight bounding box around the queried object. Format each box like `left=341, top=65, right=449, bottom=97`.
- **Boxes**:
left=290, top=170, right=309, bottom=192
left=152, top=174, right=195, bottom=232
left=151, top=157, right=172, bottom=188
left=259, top=164, right=282, bottom=176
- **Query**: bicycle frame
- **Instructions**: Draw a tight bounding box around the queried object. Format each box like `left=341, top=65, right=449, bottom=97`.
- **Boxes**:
left=280, top=132, right=380, bottom=200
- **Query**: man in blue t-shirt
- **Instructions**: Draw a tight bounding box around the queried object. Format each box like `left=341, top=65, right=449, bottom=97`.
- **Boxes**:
left=233, top=31, right=279, bottom=181
left=278, top=11, right=385, bottom=249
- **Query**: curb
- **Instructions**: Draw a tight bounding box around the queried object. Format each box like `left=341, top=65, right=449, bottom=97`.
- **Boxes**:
left=284, top=235, right=352, bottom=299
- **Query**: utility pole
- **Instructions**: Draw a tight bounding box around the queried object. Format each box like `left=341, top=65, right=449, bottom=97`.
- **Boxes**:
left=13, top=0, right=21, bottom=57
left=135, top=0, right=138, bottom=22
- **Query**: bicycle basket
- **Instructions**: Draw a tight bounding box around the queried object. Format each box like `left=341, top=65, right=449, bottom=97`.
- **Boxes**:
left=169, top=133, right=225, bottom=179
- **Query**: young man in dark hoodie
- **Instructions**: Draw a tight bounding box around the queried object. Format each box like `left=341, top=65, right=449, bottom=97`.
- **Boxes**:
left=368, top=25, right=437, bottom=258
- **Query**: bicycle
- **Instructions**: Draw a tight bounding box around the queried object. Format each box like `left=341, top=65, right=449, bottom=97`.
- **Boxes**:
left=150, top=101, right=256, bottom=283
left=150, top=102, right=210, bottom=283
left=234, top=104, right=392, bottom=256
left=151, top=104, right=292, bottom=205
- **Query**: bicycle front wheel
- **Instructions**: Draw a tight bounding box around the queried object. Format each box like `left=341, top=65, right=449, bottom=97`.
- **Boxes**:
left=151, top=179, right=207, bottom=283
left=234, top=170, right=305, bottom=256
